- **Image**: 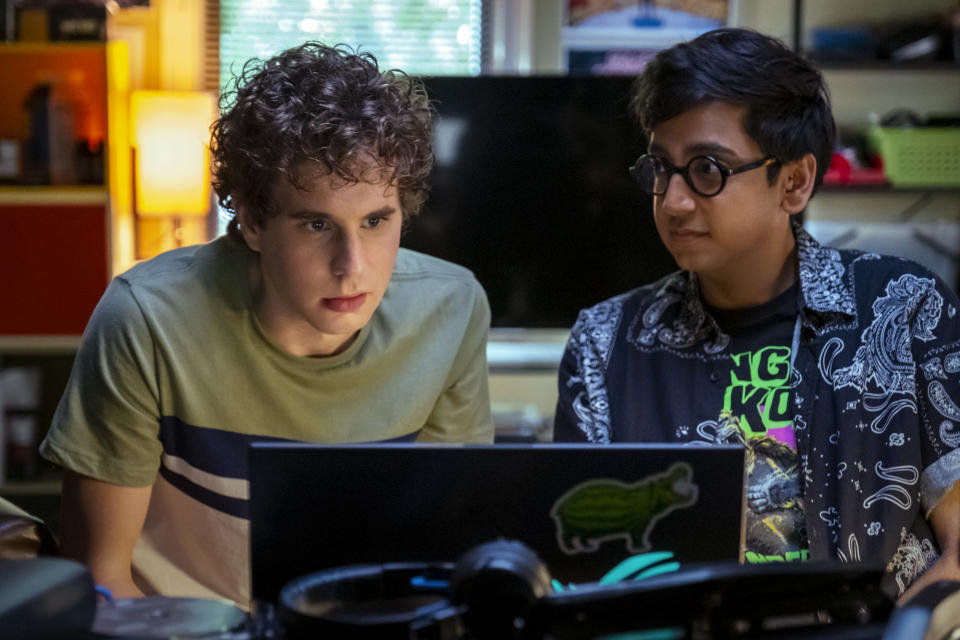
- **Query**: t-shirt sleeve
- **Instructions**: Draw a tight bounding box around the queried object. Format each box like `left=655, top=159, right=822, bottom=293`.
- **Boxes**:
left=39, top=278, right=163, bottom=487
left=420, top=280, right=494, bottom=444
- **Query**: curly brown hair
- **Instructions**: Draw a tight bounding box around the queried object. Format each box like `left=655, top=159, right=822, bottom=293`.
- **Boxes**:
left=211, top=42, right=434, bottom=242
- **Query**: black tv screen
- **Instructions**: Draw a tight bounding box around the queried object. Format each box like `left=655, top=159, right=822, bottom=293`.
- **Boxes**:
left=403, top=76, right=677, bottom=329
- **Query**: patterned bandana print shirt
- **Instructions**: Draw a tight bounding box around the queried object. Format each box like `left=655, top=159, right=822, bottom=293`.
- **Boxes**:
left=554, top=222, right=960, bottom=597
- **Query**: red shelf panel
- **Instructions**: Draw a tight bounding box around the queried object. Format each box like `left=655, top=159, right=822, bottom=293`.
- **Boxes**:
left=0, top=203, right=108, bottom=335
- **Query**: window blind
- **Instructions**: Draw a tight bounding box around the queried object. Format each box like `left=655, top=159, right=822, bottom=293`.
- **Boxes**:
left=219, top=0, right=484, bottom=95
left=203, top=0, right=221, bottom=94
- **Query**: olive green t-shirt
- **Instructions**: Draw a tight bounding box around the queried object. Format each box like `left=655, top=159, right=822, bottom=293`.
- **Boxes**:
left=40, top=235, right=493, bottom=606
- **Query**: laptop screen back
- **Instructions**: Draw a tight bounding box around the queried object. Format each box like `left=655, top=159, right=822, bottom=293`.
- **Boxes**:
left=249, top=443, right=746, bottom=604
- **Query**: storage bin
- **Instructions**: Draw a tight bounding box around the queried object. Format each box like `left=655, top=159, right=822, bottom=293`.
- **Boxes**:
left=868, top=127, right=960, bottom=187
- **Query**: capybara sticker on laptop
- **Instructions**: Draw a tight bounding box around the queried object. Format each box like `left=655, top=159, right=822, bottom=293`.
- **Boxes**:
left=550, top=462, right=699, bottom=554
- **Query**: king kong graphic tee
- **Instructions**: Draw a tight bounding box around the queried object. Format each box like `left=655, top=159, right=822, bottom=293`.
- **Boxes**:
left=705, top=282, right=809, bottom=563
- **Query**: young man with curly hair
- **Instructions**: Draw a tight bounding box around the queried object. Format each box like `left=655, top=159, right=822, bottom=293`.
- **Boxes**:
left=40, top=42, right=494, bottom=607
left=554, top=28, right=960, bottom=602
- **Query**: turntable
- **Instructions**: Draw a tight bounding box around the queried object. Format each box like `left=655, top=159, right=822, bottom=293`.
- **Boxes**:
left=91, top=596, right=250, bottom=639
left=4, top=543, right=960, bottom=639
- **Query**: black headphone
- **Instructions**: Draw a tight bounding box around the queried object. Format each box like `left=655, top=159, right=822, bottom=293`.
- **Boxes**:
left=278, top=539, right=552, bottom=639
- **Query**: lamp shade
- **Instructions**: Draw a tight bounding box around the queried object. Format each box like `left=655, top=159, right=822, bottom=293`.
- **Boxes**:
left=131, top=90, right=215, bottom=217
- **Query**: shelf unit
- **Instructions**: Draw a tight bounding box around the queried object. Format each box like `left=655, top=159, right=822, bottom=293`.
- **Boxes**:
left=812, top=60, right=960, bottom=71
left=0, top=335, right=81, bottom=354
left=789, top=0, right=960, bottom=230
left=0, top=42, right=120, bottom=339
left=0, top=185, right=108, bottom=205
left=820, top=185, right=960, bottom=193
left=791, top=0, right=960, bottom=68
left=0, top=43, right=124, bottom=500
left=0, top=480, right=62, bottom=496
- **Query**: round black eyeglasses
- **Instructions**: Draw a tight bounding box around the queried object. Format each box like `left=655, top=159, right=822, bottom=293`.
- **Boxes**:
left=629, top=154, right=779, bottom=198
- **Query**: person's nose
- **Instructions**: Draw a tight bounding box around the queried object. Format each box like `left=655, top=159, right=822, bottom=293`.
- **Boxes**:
left=330, top=230, right=364, bottom=279
left=659, top=171, right=696, bottom=216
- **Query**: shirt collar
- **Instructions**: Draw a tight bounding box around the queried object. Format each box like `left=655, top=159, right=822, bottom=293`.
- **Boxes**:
left=793, top=219, right=857, bottom=318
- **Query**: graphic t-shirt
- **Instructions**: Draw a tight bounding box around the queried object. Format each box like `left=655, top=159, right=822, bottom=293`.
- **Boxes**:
left=555, top=277, right=809, bottom=564
left=556, top=223, right=960, bottom=598
left=707, top=283, right=809, bottom=563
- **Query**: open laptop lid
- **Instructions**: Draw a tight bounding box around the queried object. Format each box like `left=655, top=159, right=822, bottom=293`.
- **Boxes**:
left=249, top=443, right=746, bottom=604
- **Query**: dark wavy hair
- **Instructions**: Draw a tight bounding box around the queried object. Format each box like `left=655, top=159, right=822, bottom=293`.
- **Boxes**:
left=631, top=28, right=836, bottom=192
left=212, top=42, right=434, bottom=242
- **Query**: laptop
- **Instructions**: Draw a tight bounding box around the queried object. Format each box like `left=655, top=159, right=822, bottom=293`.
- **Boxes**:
left=248, top=443, right=746, bottom=604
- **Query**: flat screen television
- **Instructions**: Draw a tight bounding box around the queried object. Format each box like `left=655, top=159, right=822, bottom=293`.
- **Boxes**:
left=403, top=76, right=677, bottom=330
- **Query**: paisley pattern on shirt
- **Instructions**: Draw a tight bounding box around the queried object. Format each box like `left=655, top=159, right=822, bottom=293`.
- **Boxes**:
left=629, top=272, right=730, bottom=355
left=565, top=294, right=625, bottom=443
left=555, top=221, right=960, bottom=597
left=819, top=274, right=942, bottom=435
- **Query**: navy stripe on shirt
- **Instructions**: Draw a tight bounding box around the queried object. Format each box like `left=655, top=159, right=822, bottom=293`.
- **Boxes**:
left=159, top=465, right=250, bottom=519
left=156, top=416, right=421, bottom=518
left=158, top=416, right=292, bottom=479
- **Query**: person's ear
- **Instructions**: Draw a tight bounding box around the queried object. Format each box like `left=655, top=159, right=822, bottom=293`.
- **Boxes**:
left=781, top=153, right=817, bottom=215
left=236, top=205, right=262, bottom=252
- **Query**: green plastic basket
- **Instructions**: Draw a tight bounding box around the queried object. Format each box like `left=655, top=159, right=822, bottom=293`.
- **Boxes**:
left=868, top=127, right=960, bottom=187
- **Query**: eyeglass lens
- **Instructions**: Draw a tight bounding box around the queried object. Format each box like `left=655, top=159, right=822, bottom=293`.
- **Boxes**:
left=642, top=156, right=724, bottom=196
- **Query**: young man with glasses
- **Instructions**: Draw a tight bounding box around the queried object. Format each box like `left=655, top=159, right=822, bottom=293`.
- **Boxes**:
left=554, top=28, right=960, bottom=602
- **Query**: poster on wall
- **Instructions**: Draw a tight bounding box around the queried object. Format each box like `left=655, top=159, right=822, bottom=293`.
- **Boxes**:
left=564, top=0, right=729, bottom=75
